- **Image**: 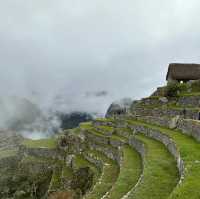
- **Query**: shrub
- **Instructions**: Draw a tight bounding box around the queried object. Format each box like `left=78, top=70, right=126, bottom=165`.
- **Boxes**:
left=191, top=80, right=200, bottom=92
left=165, top=82, right=187, bottom=97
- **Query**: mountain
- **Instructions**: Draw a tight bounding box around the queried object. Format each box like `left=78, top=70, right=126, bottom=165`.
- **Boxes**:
left=2, top=78, right=200, bottom=198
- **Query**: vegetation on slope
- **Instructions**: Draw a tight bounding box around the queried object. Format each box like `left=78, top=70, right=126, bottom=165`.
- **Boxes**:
left=84, top=150, right=119, bottom=199
left=127, top=119, right=200, bottom=199
left=22, top=138, right=57, bottom=149
left=104, top=145, right=142, bottom=199
left=126, top=134, right=179, bottom=199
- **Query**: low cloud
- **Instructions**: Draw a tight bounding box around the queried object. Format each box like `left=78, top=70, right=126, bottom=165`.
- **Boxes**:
left=0, top=0, right=200, bottom=128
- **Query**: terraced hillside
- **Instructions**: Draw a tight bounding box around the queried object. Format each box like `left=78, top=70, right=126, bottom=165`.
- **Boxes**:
left=2, top=80, right=200, bottom=198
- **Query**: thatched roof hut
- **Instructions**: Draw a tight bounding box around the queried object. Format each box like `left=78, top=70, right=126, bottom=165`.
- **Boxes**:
left=166, top=63, right=200, bottom=82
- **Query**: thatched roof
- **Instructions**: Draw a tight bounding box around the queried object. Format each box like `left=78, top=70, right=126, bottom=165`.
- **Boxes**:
left=166, top=63, right=200, bottom=81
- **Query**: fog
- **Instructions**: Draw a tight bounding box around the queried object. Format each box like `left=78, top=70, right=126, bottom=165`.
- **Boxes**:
left=0, top=0, right=200, bottom=135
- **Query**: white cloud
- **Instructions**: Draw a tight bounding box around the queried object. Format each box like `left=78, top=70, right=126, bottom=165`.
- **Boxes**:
left=0, top=0, right=200, bottom=115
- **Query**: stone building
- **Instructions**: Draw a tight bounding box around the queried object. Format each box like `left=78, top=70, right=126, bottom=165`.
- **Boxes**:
left=166, top=63, right=200, bottom=83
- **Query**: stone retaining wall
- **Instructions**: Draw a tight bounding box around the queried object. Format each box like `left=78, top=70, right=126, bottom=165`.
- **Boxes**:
left=129, top=136, right=145, bottom=159
left=87, top=141, right=122, bottom=164
left=84, top=131, right=110, bottom=145
left=116, top=128, right=132, bottom=138
left=137, top=116, right=172, bottom=128
left=139, top=97, right=168, bottom=106
left=83, top=153, right=103, bottom=170
left=177, top=119, right=200, bottom=142
left=178, top=96, right=200, bottom=107
left=20, top=146, right=60, bottom=159
left=92, top=120, right=114, bottom=127
left=95, top=127, right=114, bottom=136
left=0, top=155, right=19, bottom=168
left=136, top=116, right=200, bottom=142
left=128, top=124, right=184, bottom=177
left=134, top=107, right=198, bottom=120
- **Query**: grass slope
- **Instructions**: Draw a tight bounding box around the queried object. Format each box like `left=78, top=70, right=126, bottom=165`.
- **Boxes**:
left=84, top=150, right=119, bottom=199
left=73, top=154, right=100, bottom=183
left=126, top=134, right=179, bottom=199
left=22, top=138, right=57, bottom=149
left=104, top=145, right=142, bottom=199
left=128, top=119, right=200, bottom=199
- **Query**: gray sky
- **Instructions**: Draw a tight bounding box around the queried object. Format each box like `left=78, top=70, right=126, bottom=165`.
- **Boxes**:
left=0, top=0, right=200, bottom=115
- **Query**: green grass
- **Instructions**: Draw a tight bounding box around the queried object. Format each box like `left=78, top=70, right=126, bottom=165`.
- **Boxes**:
left=96, top=126, right=114, bottom=132
left=0, top=149, right=17, bottom=159
left=74, top=154, right=100, bottom=183
left=104, top=145, right=142, bottom=199
left=84, top=150, right=119, bottom=199
left=83, top=126, right=127, bottom=143
left=22, top=138, right=57, bottom=149
left=111, top=134, right=127, bottom=142
left=126, top=134, right=179, bottom=199
left=179, top=92, right=200, bottom=96
left=127, top=119, right=200, bottom=199
left=80, top=122, right=93, bottom=129
left=95, top=118, right=114, bottom=122
left=20, top=155, right=56, bottom=164
left=62, top=165, right=73, bottom=179
left=115, top=128, right=133, bottom=137
left=136, top=103, right=199, bottom=111
left=48, top=165, right=62, bottom=192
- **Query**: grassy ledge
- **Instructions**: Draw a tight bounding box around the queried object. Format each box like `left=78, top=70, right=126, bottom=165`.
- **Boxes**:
left=73, top=154, right=100, bottom=183
left=126, top=134, right=179, bottom=199
left=0, top=149, right=17, bottom=159
left=84, top=150, right=119, bottom=199
left=104, top=145, right=142, bottom=199
left=22, top=138, right=57, bottom=149
left=127, top=119, right=200, bottom=199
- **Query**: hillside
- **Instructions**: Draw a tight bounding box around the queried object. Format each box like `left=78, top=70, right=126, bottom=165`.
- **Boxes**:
left=2, top=79, right=200, bottom=199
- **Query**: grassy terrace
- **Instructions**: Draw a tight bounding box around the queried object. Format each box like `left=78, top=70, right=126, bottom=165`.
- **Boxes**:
left=104, top=145, right=142, bottom=199
left=22, top=138, right=57, bottom=149
left=80, top=123, right=127, bottom=143
left=80, top=122, right=93, bottom=129
left=127, top=119, right=200, bottom=199
left=20, top=155, right=56, bottom=165
left=48, top=165, right=62, bottom=192
left=74, top=154, right=100, bottom=183
left=0, top=149, right=17, bottom=159
left=136, top=103, right=200, bottom=111
left=127, top=134, right=179, bottom=199
left=179, top=92, right=200, bottom=97
left=95, top=118, right=114, bottom=122
left=61, top=165, right=73, bottom=180
left=95, top=125, right=114, bottom=132
left=84, top=150, right=119, bottom=199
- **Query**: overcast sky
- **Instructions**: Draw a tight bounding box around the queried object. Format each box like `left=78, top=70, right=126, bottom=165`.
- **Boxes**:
left=0, top=0, right=200, bottom=115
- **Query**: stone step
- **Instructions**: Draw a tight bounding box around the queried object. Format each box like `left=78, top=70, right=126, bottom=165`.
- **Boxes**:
left=103, top=144, right=142, bottom=199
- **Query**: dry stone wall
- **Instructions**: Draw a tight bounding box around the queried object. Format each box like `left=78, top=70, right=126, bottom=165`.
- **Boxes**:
left=135, top=116, right=200, bottom=143
left=134, top=107, right=199, bottom=120
left=20, top=146, right=60, bottom=159
left=178, top=96, right=200, bottom=107
left=87, top=141, right=122, bottom=164
left=128, top=124, right=184, bottom=177
left=177, top=119, right=200, bottom=142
